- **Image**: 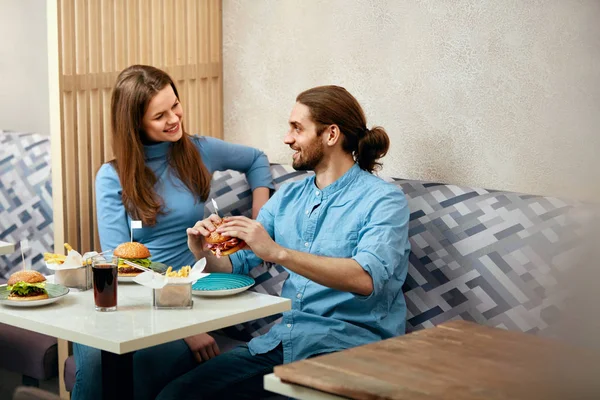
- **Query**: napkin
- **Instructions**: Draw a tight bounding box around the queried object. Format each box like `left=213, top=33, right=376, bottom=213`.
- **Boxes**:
left=133, top=258, right=209, bottom=289
left=46, top=250, right=99, bottom=270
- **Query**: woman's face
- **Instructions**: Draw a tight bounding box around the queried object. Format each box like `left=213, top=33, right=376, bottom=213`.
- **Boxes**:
left=141, top=84, right=183, bottom=143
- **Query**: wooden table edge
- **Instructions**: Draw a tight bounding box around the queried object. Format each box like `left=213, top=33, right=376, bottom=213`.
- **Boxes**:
left=264, top=373, right=348, bottom=400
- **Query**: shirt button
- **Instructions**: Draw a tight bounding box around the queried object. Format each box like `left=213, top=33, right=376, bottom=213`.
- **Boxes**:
left=315, top=191, right=320, bottom=196
left=305, top=210, right=309, bottom=215
left=304, top=242, right=309, bottom=247
left=286, top=324, right=292, bottom=328
left=296, top=293, right=301, bottom=299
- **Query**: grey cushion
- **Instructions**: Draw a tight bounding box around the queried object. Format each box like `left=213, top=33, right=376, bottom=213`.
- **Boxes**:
left=12, top=387, right=60, bottom=400
left=64, top=356, right=75, bottom=392
left=211, top=165, right=582, bottom=338
left=392, top=179, right=580, bottom=334
left=0, top=130, right=53, bottom=279
left=0, top=251, right=57, bottom=381
left=0, top=324, right=57, bottom=380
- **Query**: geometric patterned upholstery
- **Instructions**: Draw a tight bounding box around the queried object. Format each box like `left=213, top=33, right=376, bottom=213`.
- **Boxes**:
left=210, top=164, right=580, bottom=339
left=394, top=180, right=579, bottom=335
left=0, top=131, right=53, bottom=279
left=0, top=134, right=581, bottom=339
left=0, top=131, right=58, bottom=383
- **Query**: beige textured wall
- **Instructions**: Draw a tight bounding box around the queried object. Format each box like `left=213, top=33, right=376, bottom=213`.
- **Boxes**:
left=0, top=0, right=49, bottom=135
left=223, top=0, right=600, bottom=201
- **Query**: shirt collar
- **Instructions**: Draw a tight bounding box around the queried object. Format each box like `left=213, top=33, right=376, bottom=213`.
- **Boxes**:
left=144, top=141, right=171, bottom=160
left=311, top=163, right=361, bottom=199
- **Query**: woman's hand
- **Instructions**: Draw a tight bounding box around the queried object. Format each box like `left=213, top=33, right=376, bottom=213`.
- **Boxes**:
left=183, top=333, right=221, bottom=363
left=186, top=214, right=222, bottom=258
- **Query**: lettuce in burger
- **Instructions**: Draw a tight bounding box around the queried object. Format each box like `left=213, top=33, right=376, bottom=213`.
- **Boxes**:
left=114, top=242, right=152, bottom=277
left=7, top=270, right=49, bottom=301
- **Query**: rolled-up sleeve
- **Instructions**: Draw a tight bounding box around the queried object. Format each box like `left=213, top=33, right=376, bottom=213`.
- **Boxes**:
left=229, top=186, right=283, bottom=275
left=352, top=187, right=410, bottom=299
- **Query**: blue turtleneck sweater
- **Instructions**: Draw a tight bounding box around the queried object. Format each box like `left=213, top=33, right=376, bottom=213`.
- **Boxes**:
left=94, top=135, right=273, bottom=268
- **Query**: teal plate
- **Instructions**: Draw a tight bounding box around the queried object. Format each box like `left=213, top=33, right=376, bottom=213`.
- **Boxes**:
left=192, top=273, right=255, bottom=297
left=0, top=283, right=69, bottom=307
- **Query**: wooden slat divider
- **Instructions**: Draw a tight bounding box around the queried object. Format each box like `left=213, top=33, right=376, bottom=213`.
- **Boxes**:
left=52, top=3, right=222, bottom=395
left=61, top=63, right=222, bottom=91
left=54, top=0, right=223, bottom=255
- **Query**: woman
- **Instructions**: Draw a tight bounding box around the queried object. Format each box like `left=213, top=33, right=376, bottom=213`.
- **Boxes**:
left=71, top=65, right=273, bottom=400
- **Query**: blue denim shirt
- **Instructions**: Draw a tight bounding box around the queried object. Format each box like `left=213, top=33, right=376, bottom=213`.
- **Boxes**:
left=230, top=163, right=410, bottom=363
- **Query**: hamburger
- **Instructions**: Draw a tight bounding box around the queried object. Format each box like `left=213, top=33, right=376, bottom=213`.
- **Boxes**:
left=7, top=270, right=49, bottom=301
left=206, top=220, right=246, bottom=258
left=114, top=242, right=152, bottom=277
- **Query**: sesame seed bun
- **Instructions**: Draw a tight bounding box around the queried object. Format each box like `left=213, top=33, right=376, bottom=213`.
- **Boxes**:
left=205, top=220, right=227, bottom=245
left=7, top=270, right=46, bottom=286
left=114, top=242, right=151, bottom=259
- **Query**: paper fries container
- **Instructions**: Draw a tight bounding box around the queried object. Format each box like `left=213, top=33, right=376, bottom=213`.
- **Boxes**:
left=46, top=250, right=97, bottom=291
left=152, top=282, right=193, bottom=309
left=134, top=257, right=208, bottom=309
left=54, top=265, right=92, bottom=290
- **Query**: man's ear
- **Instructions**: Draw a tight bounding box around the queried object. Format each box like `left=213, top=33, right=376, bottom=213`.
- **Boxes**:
left=324, top=124, right=341, bottom=147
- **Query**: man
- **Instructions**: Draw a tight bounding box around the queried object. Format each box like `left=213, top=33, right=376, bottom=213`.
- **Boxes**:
left=157, top=85, right=410, bottom=399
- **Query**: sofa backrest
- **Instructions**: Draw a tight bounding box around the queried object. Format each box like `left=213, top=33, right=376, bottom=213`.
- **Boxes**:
left=210, top=164, right=580, bottom=339
left=0, top=136, right=580, bottom=339
left=0, top=131, right=53, bottom=279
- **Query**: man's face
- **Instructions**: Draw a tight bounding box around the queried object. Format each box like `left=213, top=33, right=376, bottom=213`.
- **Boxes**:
left=284, top=102, right=325, bottom=171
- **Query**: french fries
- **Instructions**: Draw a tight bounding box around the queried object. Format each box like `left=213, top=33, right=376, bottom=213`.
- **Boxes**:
left=43, top=243, right=92, bottom=265
left=165, top=265, right=191, bottom=278
left=44, top=253, right=66, bottom=264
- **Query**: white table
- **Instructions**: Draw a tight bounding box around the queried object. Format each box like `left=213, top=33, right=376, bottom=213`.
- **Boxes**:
left=0, top=280, right=290, bottom=399
left=264, top=373, right=347, bottom=400
left=0, top=240, right=15, bottom=255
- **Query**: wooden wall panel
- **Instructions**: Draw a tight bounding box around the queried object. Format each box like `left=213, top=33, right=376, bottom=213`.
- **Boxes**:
left=54, top=0, right=223, bottom=254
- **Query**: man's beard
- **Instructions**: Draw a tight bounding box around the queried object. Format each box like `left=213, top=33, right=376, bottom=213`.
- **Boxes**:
left=292, top=139, right=324, bottom=171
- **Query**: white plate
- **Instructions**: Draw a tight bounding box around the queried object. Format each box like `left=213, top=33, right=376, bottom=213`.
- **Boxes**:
left=118, top=275, right=140, bottom=283
left=0, top=283, right=70, bottom=307
left=118, top=261, right=168, bottom=283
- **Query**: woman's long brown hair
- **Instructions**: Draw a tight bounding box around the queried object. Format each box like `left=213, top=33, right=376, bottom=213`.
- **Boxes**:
left=109, top=65, right=211, bottom=226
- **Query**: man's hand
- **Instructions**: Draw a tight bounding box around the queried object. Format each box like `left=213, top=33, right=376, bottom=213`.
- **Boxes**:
left=187, top=214, right=222, bottom=258
left=218, top=216, right=283, bottom=263
left=183, top=333, right=221, bottom=363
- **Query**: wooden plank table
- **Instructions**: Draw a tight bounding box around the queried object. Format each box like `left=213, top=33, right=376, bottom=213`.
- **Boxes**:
left=270, top=320, right=600, bottom=400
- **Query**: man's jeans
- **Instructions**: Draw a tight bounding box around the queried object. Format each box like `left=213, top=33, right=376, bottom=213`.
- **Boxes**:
left=157, top=344, right=284, bottom=400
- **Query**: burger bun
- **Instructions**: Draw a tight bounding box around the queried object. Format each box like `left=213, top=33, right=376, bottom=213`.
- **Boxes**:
left=8, top=293, right=49, bottom=301
left=7, top=270, right=46, bottom=286
left=114, top=242, right=151, bottom=259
